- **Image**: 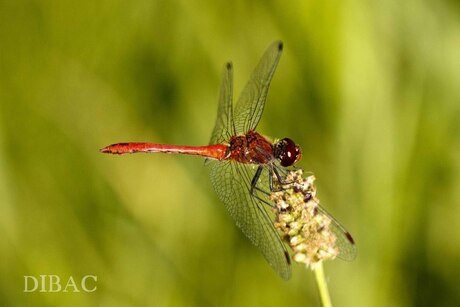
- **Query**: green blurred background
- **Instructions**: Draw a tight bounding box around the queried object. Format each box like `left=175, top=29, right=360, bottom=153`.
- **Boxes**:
left=1, top=0, right=459, bottom=306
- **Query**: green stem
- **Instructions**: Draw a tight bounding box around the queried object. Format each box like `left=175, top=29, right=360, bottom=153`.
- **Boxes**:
left=314, top=262, right=332, bottom=307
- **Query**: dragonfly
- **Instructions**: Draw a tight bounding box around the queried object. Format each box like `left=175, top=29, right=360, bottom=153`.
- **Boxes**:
left=100, top=41, right=356, bottom=279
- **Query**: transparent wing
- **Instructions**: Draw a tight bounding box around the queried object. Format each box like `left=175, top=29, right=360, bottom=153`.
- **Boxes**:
left=208, top=160, right=291, bottom=280
left=316, top=205, right=357, bottom=261
left=233, top=41, right=283, bottom=135
left=209, top=62, right=234, bottom=145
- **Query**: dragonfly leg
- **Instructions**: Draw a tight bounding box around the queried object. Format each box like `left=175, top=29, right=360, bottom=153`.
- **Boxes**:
left=249, top=166, right=276, bottom=208
left=269, top=166, right=290, bottom=192
left=252, top=192, right=276, bottom=208
left=272, top=167, right=285, bottom=185
left=270, top=166, right=301, bottom=192
left=252, top=165, right=287, bottom=195
left=250, top=165, right=264, bottom=195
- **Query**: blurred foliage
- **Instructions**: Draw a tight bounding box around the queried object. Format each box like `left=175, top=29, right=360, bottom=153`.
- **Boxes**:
left=1, top=0, right=460, bottom=306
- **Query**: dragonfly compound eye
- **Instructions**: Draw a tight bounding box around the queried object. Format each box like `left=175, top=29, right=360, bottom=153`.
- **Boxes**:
left=277, top=138, right=302, bottom=167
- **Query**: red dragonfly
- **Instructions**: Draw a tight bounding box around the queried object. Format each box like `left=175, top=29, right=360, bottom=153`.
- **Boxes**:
left=101, top=41, right=356, bottom=279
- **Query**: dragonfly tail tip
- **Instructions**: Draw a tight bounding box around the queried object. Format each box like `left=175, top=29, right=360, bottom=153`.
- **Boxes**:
left=99, top=146, right=110, bottom=154
left=278, top=41, right=283, bottom=51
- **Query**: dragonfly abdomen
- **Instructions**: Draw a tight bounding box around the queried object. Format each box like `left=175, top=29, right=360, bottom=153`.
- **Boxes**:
left=100, top=142, right=228, bottom=160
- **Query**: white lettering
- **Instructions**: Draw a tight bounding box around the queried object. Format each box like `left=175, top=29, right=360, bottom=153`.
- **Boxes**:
left=23, top=276, right=38, bottom=292
left=63, top=276, right=80, bottom=293
left=23, top=275, right=97, bottom=293
left=40, top=275, right=47, bottom=292
left=48, top=275, right=62, bottom=292
left=81, top=275, right=97, bottom=292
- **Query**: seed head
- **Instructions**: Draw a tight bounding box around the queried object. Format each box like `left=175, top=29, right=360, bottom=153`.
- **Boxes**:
left=271, top=169, right=339, bottom=269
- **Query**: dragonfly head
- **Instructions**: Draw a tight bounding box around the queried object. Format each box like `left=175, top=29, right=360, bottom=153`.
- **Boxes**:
left=275, top=138, right=302, bottom=167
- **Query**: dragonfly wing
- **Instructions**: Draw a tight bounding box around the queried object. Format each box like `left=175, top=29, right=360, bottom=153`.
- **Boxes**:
left=233, top=41, right=283, bottom=134
left=209, top=62, right=234, bottom=145
left=316, top=205, right=357, bottom=261
left=208, top=160, right=291, bottom=279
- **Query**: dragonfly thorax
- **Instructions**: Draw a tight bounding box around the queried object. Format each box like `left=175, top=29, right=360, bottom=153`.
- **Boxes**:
left=227, top=130, right=274, bottom=165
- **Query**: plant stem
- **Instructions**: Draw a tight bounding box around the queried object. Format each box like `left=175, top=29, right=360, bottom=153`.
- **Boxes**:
left=314, top=262, right=332, bottom=307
